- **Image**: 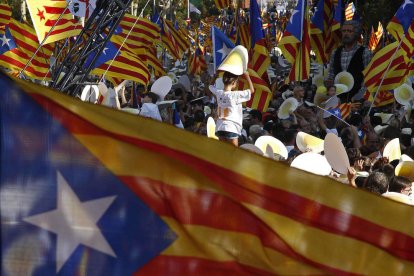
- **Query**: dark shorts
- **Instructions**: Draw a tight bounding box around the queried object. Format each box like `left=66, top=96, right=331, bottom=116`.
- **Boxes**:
left=216, top=131, right=239, bottom=139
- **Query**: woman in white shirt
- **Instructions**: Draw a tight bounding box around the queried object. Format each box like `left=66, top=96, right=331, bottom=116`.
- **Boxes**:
left=211, top=71, right=255, bottom=146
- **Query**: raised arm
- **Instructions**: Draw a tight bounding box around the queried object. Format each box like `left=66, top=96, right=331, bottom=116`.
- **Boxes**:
left=243, top=71, right=255, bottom=94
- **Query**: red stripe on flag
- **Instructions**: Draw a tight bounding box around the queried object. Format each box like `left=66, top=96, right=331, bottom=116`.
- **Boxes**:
left=136, top=256, right=275, bottom=276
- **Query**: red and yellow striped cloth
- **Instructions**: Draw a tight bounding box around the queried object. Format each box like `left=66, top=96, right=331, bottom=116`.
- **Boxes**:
left=25, top=0, right=82, bottom=44
left=10, top=75, right=414, bottom=274
left=0, top=3, right=11, bottom=31
left=0, top=19, right=54, bottom=80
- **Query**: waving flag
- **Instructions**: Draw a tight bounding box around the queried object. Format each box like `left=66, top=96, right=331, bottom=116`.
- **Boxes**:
left=238, top=68, right=272, bottom=111
left=345, top=2, right=355, bottom=21
left=363, top=41, right=408, bottom=94
left=278, top=0, right=311, bottom=81
left=212, top=26, right=235, bottom=70
left=310, top=0, right=335, bottom=64
left=84, top=38, right=120, bottom=69
left=401, top=20, right=414, bottom=62
left=0, top=3, right=11, bottom=31
left=117, top=14, right=161, bottom=49
left=25, top=0, right=83, bottom=44
left=387, top=0, right=414, bottom=41
left=0, top=19, right=54, bottom=80
left=325, top=0, right=343, bottom=57
left=368, top=22, right=383, bottom=51
left=249, top=0, right=271, bottom=78
left=4, top=74, right=414, bottom=274
left=0, top=27, right=16, bottom=55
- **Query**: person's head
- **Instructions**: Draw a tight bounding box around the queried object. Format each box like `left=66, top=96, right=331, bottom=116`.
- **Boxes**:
left=327, top=85, right=336, bottom=97
left=222, top=71, right=239, bottom=90
left=365, top=132, right=381, bottom=152
left=249, top=109, right=262, bottom=125
left=341, top=20, right=362, bottom=46
left=293, top=85, right=305, bottom=100
left=143, top=92, right=159, bottom=104
left=363, top=172, right=389, bottom=195
left=347, top=148, right=361, bottom=164
left=389, top=176, right=412, bottom=196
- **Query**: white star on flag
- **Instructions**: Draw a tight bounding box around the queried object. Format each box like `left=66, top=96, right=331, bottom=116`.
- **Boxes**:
left=217, top=43, right=232, bottom=61
left=289, top=10, right=299, bottom=24
left=402, top=0, right=413, bottom=9
left=24, top=171, right=117, bottom=273
left=102, top=47, right=109, bottom=55
left=334, top=110, right=340, bottom=116
left=1, top=34, right=10, bottom=48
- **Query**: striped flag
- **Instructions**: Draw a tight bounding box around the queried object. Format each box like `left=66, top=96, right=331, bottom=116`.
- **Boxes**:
left=368, top=22, right=383, bottom=51
left=25, top=0, right=83, bottom=44
left=278, top=0, right=311, bottom=82
left=214, top=0, right=231, bottom=9
left=117, top=14, right=161, bottom=49
left=0, top=3, right=11, bottom=31
left=401, top=20, right=414, bottom=63
left=310, top=0, right=335, bottom=64
left=237, top=23, right=251, bottom=50
left=4, top=74, right=414, bottom=274
left=0, top=19, right=54, bottom=80
left=374, top=90, right=395, bottom=107
left=387, top=0, right=414, bottom=41
left=337, top=102, right=351, bottom=119
left=250, top=0, right=271, bottom=78
left=160, top=19, right=181, bottom=60
left=325, top=0, right=343, bottom=57
left=345, top=2, right=355, bottom=21
left=238, top=68, right=272, bottom=112
left=363, top=41, right=408, bottom=94
left=91, top=49, right=150, bottom=86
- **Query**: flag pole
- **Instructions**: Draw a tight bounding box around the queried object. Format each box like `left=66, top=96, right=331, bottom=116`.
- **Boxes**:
left=367, top=37, right=404, bottom=115
left=19, top=1, right=73, bottom=78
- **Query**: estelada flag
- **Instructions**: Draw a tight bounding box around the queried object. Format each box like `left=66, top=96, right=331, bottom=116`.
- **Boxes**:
left=2, top=74, right=414, bottom=274
left=25, top=0, right=83, bottom=44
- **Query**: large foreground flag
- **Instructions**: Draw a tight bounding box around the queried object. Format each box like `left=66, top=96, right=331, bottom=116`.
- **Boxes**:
left=25, top=0, right=83, bottom=44
left=3, top=75, right=414, bottom=274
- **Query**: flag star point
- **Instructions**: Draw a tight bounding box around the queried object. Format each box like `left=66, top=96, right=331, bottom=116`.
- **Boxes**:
left=23, top=171, right=117, bottom=273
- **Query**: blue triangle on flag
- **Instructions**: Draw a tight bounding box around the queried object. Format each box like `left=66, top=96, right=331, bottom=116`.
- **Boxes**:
left=0, top=27, right=17, bottom=55
left=212, top=26, right=235, bottom=70
left=0, top=74, right=176, bottom=275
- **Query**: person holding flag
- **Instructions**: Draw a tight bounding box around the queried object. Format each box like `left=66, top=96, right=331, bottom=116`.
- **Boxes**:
left=326, top=20, right=372, bottom=103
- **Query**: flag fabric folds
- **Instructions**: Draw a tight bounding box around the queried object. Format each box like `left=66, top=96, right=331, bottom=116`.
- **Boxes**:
left=325, top=0, right=343, bottom=57
left=278, top=0, right=311, bottom=82
left=3, top=75, right=414, bottom=274
left=249, top=0, right=271, bottom=78
left=345, top=2, right=355, bottom=21
left=25, top=0, right=83, bottom=44
left=387, top=0, right=414, bottom=41
left=0, top=19, right=54, bottom=80
left=214, top=0, right=231, bottom=10
left=117, top=14, right=161, bottom=49
left=310, top=0, right=335, bottom=64
left=0, top=3, right=11, bottom=31
left=363, top=41, right=408, bottom=94
left=212, top=26, right=235, bottom=70
left=238, top=68, right=272, bottom=112
left=368, top=22, right=383, bottom=51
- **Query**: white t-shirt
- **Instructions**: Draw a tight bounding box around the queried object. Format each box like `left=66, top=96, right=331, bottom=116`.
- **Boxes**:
left=212, top=89, right=251, bottom=134
left=139, top=103, right=162, bottom=121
